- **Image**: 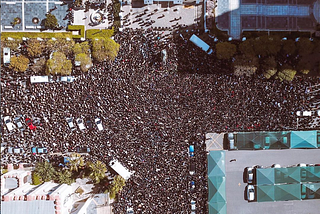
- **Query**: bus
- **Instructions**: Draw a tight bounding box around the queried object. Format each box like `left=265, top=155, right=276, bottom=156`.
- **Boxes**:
left=189, top=34, right=213, bottom=54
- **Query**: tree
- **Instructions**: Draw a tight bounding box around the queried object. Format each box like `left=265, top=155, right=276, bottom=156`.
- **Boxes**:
left=34, top=161, right=56, bottom=182
left=73, top=41, right=91, bottom=55
left=27, top=39, right=45, bottom=58
left=9, top=55, right=30, bottom=72
left=252, top=36, right=281, bottom=57
left=215, top=42, right=237, bottom=60
left=55, top=169, right=74, bottom=185
left=238, top=39, right=255, bottom=57
left=87, top=161, right=107, bottom=184
left=296, top=56, right=313, bottom=74
left=277, top=66, right=297, bottom=81
left=47, top=38, right=75, bottom=56
left=46, top=52, right=72, bottom=75
left=262, top=56, right=277, bottom=79
left=296, top=38, right=314, bottom=56
left=30, top=57, right=46, bottom=73
left=44, top=13, right=58, bottom=29
left=282, top=40, right=296, bottom=56
left=1, top=38, right=22, bottom=51
left=11, top=17, right=20, bottom=27
left=265, top=36, right=281, bottom=56
left=75, top=53, right=92, bottom=72
left=233, top=54, right=259, bottom=76
left=66, top=153, right=84, bottom=172
left=108, top=175, right=125, bottom=199
left=92, top=38, right=120, bottom=62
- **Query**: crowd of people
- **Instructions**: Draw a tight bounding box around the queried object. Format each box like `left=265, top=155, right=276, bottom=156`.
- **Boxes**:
left=1, top=28, right=319, bottom=213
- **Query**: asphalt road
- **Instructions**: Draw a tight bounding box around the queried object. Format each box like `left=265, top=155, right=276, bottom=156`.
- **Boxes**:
left=225, top=149, right=320, bottom=214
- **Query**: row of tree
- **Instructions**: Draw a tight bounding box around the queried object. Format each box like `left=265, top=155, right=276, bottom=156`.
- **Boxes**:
left=215, top=36, right=320, bottom=80
left=32, top=153, right=126, bottom=199
left=3, top=36, right=120, bottom=75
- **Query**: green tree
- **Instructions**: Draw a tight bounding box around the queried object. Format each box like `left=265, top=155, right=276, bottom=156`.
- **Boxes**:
left=11, top=17, right=20, bottom=27
left=44, top=13, right=58, bottom=29
left=27, top=39, right=45, bottom=58
left=296, top=38, right=314, bottom=56
left=47, top=38, right=75, bottom=56
left=238, top=39, right=255, bottom=57
left=32, top=172, right=42, bottom=185
left=215, top=42, right=237, bottom=60
left=265, top=36, right=281, bottom=56
left=1, top=38, right=22, bottom=51
left=67, top=153, right=85, bottom=172
left=108, top=175, right=126, bottom=199
left=34, top=161, right=56, bottom=182
left=9, top=55, right=30, bottom=72
left=73, top=41, right=91, bottom=55
left=46, top=52, right=72, bottom=75
left=282, top=40, right=296, bottom=56
left=30, top=57, right=46, bottom=73
left=262, top=56, right=277, bottom=79
left=55, top=169, right=74, bottom=185
left=87, top=161, right=107, bottom=184
left=75, top=53, right=93, bottom=72
left=92, top=38, right=120, bottom=62
left=296, top=56, right=313, bottom=74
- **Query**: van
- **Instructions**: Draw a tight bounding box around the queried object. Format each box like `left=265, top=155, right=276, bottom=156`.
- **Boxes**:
left=30, top=76, right=54, bottom=84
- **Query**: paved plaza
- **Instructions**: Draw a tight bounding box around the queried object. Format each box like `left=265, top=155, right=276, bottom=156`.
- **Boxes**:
left=215, top=0, right=320, bottom=39
left=121, top=1, right=202, bottom=31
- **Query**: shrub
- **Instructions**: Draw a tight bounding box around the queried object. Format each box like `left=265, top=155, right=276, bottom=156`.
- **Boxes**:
left=46, top=52, right=72, bottom=75
left=85, top=29, right=114, bottom=40
left=10, top=55, right=30, bottom=72
left=73, top=41, right=90, bottom=55
left=75, top=53, right=92, bottom=72
left=92, top=38, right=120, bottom=62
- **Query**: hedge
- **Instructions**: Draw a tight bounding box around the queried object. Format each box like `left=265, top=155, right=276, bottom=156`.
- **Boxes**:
left=85, top=29, right=114, bottom=39
left=67, top=25, right=85, bottom=39
left=1, top=32, right=72, bottom=40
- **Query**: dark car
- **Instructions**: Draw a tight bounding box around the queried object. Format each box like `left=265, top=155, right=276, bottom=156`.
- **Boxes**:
left=76, top=146, right=90, bottom=153
left=25, top=118, right=36, bottom=130
left=86, top=118, right=94, bottom=131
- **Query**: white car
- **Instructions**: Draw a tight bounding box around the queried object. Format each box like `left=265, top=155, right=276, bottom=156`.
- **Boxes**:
left=244, top=167, right=254, bottom=184
left=76, top=118, right=86, bottom=130
left=191, top=200, right=196, bottom=213
left=247, top=185, right=255, bottom=202
left=59, top=76, right=77, bottom=82
left=95, top=118, right=103, bottom=131
left=127, top=207, right=134, bottom=214
left=66, top=117, right=76, bottom=130
left=3, top=116, right=16, bottom=132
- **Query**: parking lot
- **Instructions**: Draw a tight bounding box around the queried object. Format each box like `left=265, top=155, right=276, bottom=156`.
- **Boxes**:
left=225, top=149, right=320, bottom=214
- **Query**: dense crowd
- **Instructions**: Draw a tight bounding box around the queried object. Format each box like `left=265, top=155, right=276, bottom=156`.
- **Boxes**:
left=1, top=28, right=319, bottom=213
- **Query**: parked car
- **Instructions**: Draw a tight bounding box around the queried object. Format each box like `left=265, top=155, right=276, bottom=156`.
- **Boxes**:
left=66, top=117, right=76, bottom=130
left=95, top=118, right=103, bottom=131
left=244, top=167, right=254, bottom=184
left=227, top=133, right=235, bottom=150
left=127, top=207, right=134, bottom=214
left=272, top=164, right=281, bottom=168
left=25, top=118, right=36, bottom=130
left=59, top=76, right=77, bottom=82
left=75, top=146, right=90, bottom=153
left=3, top=116, right=16, bottom=132
left=32, top=147, right=48, bottom=154
left=13, top=148, right=24, bottom=154
left=189, top=145, right=194, bottom=157
left=76, top=118, right=86, bottom=130
left=14, top=115, right=25, bottom=131
left=191, top=200, right=196, bottom=213
left=247, top=185, right=255, bottom=202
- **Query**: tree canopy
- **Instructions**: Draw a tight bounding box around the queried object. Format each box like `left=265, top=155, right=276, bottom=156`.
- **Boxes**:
left=108, top=175, right=126, bottom=199
left=87, top=160, right=107, bottom=184
left=9, top=55, right=30, bottom=72
left=215, top=42, right=237, bottom=60
left=92, top=38, right=120, bottom=62
left=46, top=52, right=72, bottom=75
left=34, top=161, right=56, bottom=182
left=27, top=39, right=45, bottom=58
left=282, top=40, right=296, bottom=56
left=238, top=39, right=255, bottom=57
left=46, top=38, right=75, bottom=56
left=296, top=38, right=314, bottom=56
left=73, top=41, right=91, bottom=55
left=44, top=13, right=58, bottom=29
left=75, top=53, right=92, bottom=72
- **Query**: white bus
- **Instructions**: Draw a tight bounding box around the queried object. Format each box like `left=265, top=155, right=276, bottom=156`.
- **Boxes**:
left=109, top=159, right=134, bottom=180
left=189, top=34, right=213, bottom=54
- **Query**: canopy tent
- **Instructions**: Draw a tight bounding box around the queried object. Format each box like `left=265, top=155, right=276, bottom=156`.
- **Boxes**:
left=274, top=167, right=301, bottom=184
left=290, top=131, right=318, bottom=149
left=274, top=183, right=301, bottom=201
left=257, top=185, right=275, bottom=202
left=302, top=183, right=320, bottom=199
left=256, top=168, right=275, bottom=185
left=207, top=151, right=226, bottom=214
left=208, top=202, right=227, bottom=214
left=303, top=166, right=320, bottom=183
left=207, top=151, right=225, bottom=177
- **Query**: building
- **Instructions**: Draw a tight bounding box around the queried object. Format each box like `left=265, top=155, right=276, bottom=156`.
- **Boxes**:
left=215, top=0, right=320, bottom=39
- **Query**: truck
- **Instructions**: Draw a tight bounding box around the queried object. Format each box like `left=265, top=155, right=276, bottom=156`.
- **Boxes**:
left=189, top=34, right=213, bottom=54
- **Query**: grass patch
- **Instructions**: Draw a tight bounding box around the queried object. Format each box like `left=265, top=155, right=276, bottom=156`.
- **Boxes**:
left=1, top=32, right=73, bottom=39
left=86, top=29, right=114, bottom=39
left=67, top=25, right=85, bottom=39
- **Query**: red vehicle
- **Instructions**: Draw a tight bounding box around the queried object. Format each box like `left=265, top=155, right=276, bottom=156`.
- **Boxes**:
left=25, top=118, right=36, bottom=130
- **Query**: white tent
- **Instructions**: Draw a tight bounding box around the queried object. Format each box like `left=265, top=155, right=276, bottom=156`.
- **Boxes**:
left=109, top=160, right=134, bottom=180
